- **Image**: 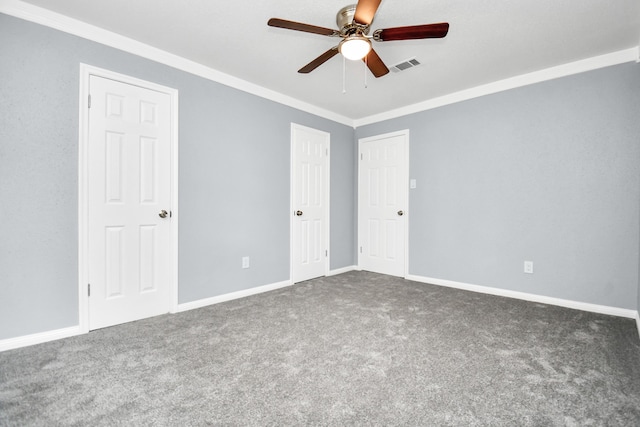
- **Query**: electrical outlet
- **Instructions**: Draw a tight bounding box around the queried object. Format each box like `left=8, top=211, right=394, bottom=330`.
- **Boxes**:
left=524, top=261, right=533, bottom=274
left=242, top=256, right=250, bottom=269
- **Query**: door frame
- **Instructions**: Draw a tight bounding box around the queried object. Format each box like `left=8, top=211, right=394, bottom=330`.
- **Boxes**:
left=357, top=129, right=410, bottom=277
left=78, top=64, right=179, bottom=334
left=290, top=123, right=331, bottom=282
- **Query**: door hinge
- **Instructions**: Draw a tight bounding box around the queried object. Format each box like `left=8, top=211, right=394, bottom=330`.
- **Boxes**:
left=88, top=94, right=91, bottom=109
left=88, top=283, right=91, bottom=297
left=360, top=246, right=363, bottom=253
left=326, top=148, right=328, bottom=156
left=325, top=249, right=328, bottom=257
left=360, top=153, right=363, bottom=160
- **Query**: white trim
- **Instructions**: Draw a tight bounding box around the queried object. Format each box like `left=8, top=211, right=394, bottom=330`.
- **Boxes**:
left=406, top=274, right=638, bottom=319
left=358, top=130, right=410, bottom=278
left=2, top=1, right=637, bottom=128
left=0, top=0, right=352, bottom=127
left=4, top=278, right=633, bottom=351
left=175, top=280, right=293, bottom=313
left=0, top=326, right=81, bottom=352
left=2, top=277, right=295, bottom=350
left=327, top=265, right=358, bottom=276
left=290, top=123, right=331, bottom=283
left=169, top=85, right=180, bottom=315
left=404, top=132, right=410, bottom=278
left=326, top=138, right=332, bottom=278
left=78, top=64, right=90, bottom=334
left=354, top=48, right=639, bottom=127
left=78, top=64, right=179, bottom=333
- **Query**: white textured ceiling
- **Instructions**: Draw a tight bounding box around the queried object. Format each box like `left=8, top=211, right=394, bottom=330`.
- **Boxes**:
left=13, top=0, right=640, bottom=121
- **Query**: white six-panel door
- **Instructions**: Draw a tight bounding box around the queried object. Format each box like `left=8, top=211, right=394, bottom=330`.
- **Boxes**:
left=87, top=74, right=173, bottom=330
left=291, top=124, right=329, bottom=283
left=358, top=131, right=408, bottom=277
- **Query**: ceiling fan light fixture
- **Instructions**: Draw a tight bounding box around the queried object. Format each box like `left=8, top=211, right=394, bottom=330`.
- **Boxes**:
left=339, top=36, right=371, bottom=60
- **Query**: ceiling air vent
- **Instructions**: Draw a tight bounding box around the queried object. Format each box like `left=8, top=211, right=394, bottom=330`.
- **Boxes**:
left=391, top=58, right=421, bottom=73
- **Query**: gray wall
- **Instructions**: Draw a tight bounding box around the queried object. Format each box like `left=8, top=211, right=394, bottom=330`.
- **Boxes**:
left=357, top=63, right=640, bottom=310
left=2, top=12, right=638, bottom=342
left=0, top=14, right=355, bottom=340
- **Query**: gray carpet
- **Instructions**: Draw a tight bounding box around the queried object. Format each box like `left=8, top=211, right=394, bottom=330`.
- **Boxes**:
left=1, top=271, right=639, bottom=426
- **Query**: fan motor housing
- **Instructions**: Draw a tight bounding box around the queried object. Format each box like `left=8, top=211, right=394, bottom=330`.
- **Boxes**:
left=337, top=4, right=372, bottom=36
left=336, top=5, right=356, bottom=28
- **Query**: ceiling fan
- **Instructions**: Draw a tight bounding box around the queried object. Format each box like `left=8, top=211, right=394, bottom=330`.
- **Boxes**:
left=267, top=0, right=449, bottom=78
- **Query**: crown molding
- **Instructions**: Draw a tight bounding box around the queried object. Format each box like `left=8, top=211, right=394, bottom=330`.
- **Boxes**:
left=2, top=0, right=637, bottom=129
left=354, top=48, right=639, bottom=127
left=0, top=0, right=355, bottom=127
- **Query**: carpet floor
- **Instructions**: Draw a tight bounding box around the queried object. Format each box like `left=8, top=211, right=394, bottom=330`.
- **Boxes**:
left=1, top=271, right=639, bottom=426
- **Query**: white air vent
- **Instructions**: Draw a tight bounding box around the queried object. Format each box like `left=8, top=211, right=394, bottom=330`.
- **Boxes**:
left=391, top=58, right=421, bottom=73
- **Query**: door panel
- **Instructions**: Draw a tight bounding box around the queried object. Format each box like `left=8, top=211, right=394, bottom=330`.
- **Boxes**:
left=359, top=132, right=408, bottom=277
left=292, top=124, right=329, bottom=283
left=88, top=75, right=172, bottom=330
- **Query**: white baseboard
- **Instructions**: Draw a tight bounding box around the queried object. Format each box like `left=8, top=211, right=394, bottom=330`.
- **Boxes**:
left=327, top=265, right=357, bottom=276
left=175, top=279, right=293, bottom=313
left=1, top=279, right=295, bottom=352
left=5, top=277, right=636, bottom=351
left=0, top=325, right=82, bottom=352
left=177, top=268, right=360, bottom=312
left=406, top=274, right=637, bottom=319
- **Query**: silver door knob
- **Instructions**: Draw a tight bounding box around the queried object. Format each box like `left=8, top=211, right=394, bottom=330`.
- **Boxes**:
left=397, top=210, right=404, bottom=216
left=159, top=210, right=168, bottom=218
left=295, top=210, right=303, bottom=216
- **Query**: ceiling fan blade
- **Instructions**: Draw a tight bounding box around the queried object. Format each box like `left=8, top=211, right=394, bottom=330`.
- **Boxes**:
left=374, top=23, right=450, bottom=41
left=298, top=47, right=340, bottom=73
left=268, top=18, right=339, bottom=37
left=353, top=0, right=382, bottom=26
left=363, top=48, right=389, bottom=78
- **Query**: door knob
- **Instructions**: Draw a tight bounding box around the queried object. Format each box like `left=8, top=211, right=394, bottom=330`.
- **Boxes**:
left=295, top=210, right=303, bottom=216
left=397, top=210, right=404, bottom=216
left=159, top=210, right=168, bottom=218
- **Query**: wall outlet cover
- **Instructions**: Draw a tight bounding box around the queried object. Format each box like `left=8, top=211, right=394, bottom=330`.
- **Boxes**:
left=524, top=261, right=533, bottom=274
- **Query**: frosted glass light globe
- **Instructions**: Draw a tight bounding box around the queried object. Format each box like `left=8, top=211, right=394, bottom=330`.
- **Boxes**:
left=339, top=37, right=372, bottom=60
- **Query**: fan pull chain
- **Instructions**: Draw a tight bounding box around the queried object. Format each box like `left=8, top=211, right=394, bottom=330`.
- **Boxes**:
left=364, top=54, right=368, bottom=89
left=342, top=55, right=347, bottom=94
